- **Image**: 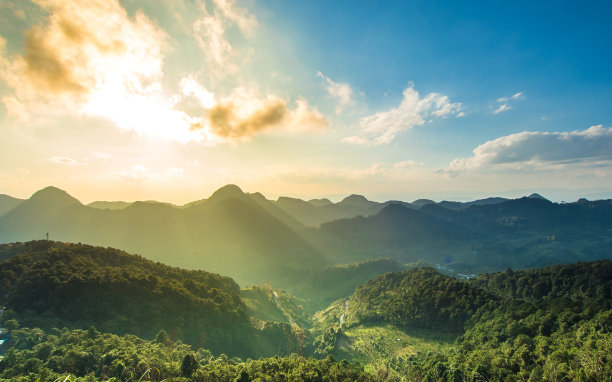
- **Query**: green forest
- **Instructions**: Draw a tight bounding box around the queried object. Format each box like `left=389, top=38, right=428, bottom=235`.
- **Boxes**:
left=0, top=241, right=610, bottom=381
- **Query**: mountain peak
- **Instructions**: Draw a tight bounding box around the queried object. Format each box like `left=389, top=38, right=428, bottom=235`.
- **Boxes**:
left=411, top=199, right=435, bottom=208
left=208, top=184, right=245, bottom=202
left=308, top=198, right=332, bottom=207
left=339, top=194, right=370, bottom=206
left=527, top=193, right=548, bottom=201
left=29, top=186, right=81, bottom=206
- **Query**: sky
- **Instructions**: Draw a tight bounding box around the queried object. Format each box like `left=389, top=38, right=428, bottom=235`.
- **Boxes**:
left=1, top=0, right=611, bottom=204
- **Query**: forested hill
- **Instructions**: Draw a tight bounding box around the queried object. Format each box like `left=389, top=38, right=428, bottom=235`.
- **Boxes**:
left=331, top=261, right=612, bottom=381
left=0, top=241, right=267, bottom=357
left=346, top=267, right=495, bottom=332
left=470, top=260, right=612, bottom=300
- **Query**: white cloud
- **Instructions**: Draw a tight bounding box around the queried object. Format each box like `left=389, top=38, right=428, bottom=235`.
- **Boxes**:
left=179, top=76, right=216, bottom=109
left=497, top=92, right=524, bottom=103
left=0, top=0, right=221, bottom=143
left=450, top=125, right=612, bottom=171
left=0, top=0, right=323, bottom=144
left=493, top=91, right=524, bottom=114
left=344, top=85, right=462, bottom=145
left=493, top=104, right=511, bottom=114
left=192, top=0, right=257, bottom=76
left=317, top=71, right=355, bottom=114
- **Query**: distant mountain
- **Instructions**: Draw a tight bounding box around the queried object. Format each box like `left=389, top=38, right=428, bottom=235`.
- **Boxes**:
left=313, top=196, right=612, bottom=272
left=410, top=198, right=436, bottom=208
left=275, top=194, right=383, bottom=227
left=527, top=192, right=548, bottom=200
left=0, top=194, right=23, bottom=216
left=87, top=201, right=133, bottom=210
left=1, top=185, right=611, bottom=280
left=315, top=203, right=478, bottom=265
left=0, top=185, right=326, bottom=286
left=308, top=198, right=333, bottom=207
left=437, top=196, right=508, bottom=210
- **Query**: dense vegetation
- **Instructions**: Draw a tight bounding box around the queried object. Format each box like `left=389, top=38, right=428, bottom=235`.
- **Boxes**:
left=327, top=262, right=612, bottom=381
left=0, top=240, right=610, bottom=380
left=281, top=259, right=404, bottom=313
left=347, top=268, right=495, bottom=332
left=0, top=241, right=295, bottom=358
left=0, top=327, right=372, bottom=381
left=470, top=260, right=612, bottom=300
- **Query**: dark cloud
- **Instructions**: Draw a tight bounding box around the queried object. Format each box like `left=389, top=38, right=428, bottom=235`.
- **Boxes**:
left=24, top=26, right=87, bottom=94
left=204, top=98, right=288, bottom=138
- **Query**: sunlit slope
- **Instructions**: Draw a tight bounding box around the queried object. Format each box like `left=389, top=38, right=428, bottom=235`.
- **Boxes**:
left=311, top=260, right=612, bottom=380
left=0, top=241, right=310, bottom=359
left=0, top=241, right=253, bottom=356
left=0, top=185, right=326, bottom=285
left=346, top=268, right=494, bottom=332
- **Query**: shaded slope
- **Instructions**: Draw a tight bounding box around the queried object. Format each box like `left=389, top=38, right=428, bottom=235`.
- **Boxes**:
left=316, top=203, right=477, bottom=265
left=314, top=197, right=612, bottom=271
left=0, top=194, right=23, bottom=217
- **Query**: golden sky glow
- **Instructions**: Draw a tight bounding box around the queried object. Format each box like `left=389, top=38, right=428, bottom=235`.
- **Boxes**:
left=1, top=0, right=611, bottom=203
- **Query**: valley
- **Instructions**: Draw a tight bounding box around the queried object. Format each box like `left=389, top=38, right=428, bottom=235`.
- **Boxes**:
left=0, top=186, right=610, bottom=380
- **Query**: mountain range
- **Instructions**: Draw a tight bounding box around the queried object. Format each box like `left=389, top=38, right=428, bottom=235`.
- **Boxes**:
left=1, top=185, right=611, bottom=287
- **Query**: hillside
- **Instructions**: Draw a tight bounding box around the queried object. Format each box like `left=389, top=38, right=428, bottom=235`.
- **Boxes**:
left=346, top=268, right=494, bottom=332
left=0, top=244, right=610, bottom=380
left=315, top=203, right=479, bottom=266
left=312, top=260, right=612, bottom=381
left=0, top=194, right=23, bottom=217
left=0, top=241, right=299, bottom=358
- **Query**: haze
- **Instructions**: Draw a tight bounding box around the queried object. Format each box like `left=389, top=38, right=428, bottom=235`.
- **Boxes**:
left=1, top=1, right=611, bottom=203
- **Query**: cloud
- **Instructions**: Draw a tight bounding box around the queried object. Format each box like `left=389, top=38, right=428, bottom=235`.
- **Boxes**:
left=497, top=92, right=524, bottom=103
left=50, top=156, right=77, bottom=165
left=192, top=0, right=257, bottom=76
left=344, top=85, right=462, bottom=145
left=450, top=125, right=612, bottom=171
left=206, top=96, right=287, bottom=138
left=192, top=88, right=328, bottom=139
left=493, top=91, right=524, bottom=114
left=493, top=104, right=511, bottom=114
left=0, top=0, right=206, bottom=141
left=317, top=71, right=355, bottom=114
left=0, top=0, right=324, bottom=144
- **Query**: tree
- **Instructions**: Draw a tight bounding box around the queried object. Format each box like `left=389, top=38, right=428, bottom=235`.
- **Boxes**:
left=181, top=353, right=199, bottom=377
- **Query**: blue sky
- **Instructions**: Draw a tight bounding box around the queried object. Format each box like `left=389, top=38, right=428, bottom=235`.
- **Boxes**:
left=0, top=0, right=611, bottom=203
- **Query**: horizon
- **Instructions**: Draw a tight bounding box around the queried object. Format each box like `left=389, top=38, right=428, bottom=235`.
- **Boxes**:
left=2, top=183, right=608, bottom=206
left=1, top=1, right=611, bottom=203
